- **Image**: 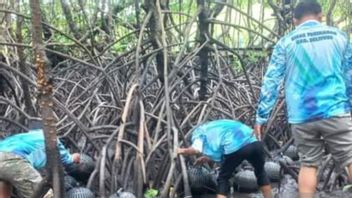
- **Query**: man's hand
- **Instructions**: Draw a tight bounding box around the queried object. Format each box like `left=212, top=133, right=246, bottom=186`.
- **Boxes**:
left=194, top=156, right=210, bottom=165
left=72, top=153, right=81, bottom=164
left=254, top=124, right=263, bottom=141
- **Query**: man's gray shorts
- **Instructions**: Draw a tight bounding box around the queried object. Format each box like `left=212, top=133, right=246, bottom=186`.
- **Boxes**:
left=292, top=114, right=352, bottom=168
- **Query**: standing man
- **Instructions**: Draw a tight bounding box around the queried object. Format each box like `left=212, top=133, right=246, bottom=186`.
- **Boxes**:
left=177, top=119, right=272, bottom=198
left=255, top=0, right=352, bottom=197
left=0, top=129, right=80, bottom=198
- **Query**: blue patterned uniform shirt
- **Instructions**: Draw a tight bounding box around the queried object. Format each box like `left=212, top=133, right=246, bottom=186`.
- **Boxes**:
left=256, top=20, right=352, bottom=124
left=0, top=129, right=74, bottom=169
left=191, top=119, right=257, bottom=162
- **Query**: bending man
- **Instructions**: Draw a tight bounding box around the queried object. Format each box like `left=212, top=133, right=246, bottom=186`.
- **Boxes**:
left=0, top=129, right=80, bottom=198
left=178, top=119, right=272, bottom=198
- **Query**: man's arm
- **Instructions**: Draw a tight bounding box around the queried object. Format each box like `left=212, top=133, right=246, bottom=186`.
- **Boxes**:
left=177, top=137, right=203, bottom=156
left=343, top=39, right=352, bottom=107
left=255, top=41, right=286, bottom=139
left=177, top=147, right=200, bottom=155
left=57, top=141, right=75, bottom=165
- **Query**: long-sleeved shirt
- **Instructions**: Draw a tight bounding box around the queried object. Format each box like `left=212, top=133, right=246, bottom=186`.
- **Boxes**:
left=256, top=20, right=352, bottom=124
left=0, top=129, right=74, bottom=169
left=191, top=119, right=257, bottom=162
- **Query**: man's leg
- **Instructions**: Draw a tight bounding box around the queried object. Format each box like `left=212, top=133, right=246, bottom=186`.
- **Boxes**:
left=298, top=166, right=318, bottom=198
left=318, top=115, right=352, bottom=183
left=12, top=160, right=42, bottom=198
left=246, top=142, right=272, bottom=198
left=348, top=165, right=352, bottom=182
left=0, top=153, right=42, bottom=198
left=291, top=122, right=324, bottom=198
left=217, top=151, right=244, bottom=198
left=0, top=180, right=12, bottom=198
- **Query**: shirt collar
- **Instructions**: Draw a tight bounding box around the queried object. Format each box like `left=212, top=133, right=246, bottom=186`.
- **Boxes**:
left=296, top=20, right=321, bottom=29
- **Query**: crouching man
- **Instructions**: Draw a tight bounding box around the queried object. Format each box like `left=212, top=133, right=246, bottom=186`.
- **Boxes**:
left=177, top=119, right=272, bottom=198
left=0, top=129, right=80, bottom=198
